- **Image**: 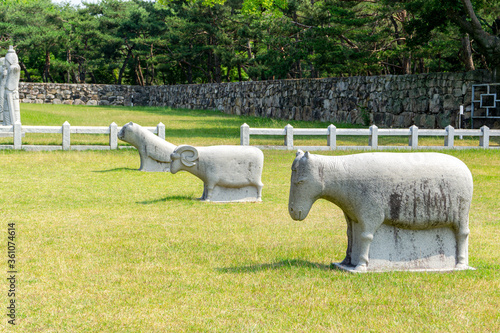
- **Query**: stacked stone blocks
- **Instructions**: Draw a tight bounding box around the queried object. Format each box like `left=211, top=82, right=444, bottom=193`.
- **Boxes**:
left=19, top=70, right=493, bottom=129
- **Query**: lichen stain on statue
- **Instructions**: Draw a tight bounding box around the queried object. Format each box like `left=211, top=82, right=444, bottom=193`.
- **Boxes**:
left=117, top=122, right=177, bottom=172
left=2, top=46, right=21, bottom=126
left=170, top=145, right=264, bottom=203
left=288, top=151, right=474, bottom=273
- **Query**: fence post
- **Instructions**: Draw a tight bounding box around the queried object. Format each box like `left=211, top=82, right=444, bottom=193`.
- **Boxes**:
left=369, top=125, right=378, bottom=149
left=480, top=126, right=490, bottom=148
left=62, top=121, right=71, bottom=151
left=240, top=123, right=250, bottom=146
left=157, top=122, right=165, bottom=140
left=285, top=124, right=294, bottom=150
left=445, top=125, right=454, bottom=148
left=13, top=121, right=22, bottom=150
left=327, top=124, right=336, bottom=150
left=109, top=122, right=118, bottom=150
left=409, top=125, right=418, bottom=149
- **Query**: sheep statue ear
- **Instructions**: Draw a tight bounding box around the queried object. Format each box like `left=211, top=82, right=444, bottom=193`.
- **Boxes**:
left=175, top=145, right=199, bottom=167
left=304, top=151, right=310, bottom=158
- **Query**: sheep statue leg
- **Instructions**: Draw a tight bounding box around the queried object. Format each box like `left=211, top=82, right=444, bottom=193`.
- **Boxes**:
left=257, top=182, right=264, bottom=201
left=354, top=226, right=376, bottom=272
left=204, top=183, right=215, bottom=202
left=199, top=185, right=207, bottom=201
left=455, top=219, right=470, bottom=269
left=340, top=213, right=354, bottom=266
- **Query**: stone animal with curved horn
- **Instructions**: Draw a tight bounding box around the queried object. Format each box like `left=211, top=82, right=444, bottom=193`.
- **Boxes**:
left=118, top=122, right=176, bottom=172
left=288, top=150, right=473, bottom=272
left=170, top=145, right=264, bottom=202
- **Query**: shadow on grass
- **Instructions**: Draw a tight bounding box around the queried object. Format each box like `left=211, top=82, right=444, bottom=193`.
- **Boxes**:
left=218, top=259, right=331, bottom=273
left=137, top=195, right=193, bottom=204
left=93, top=167, right=137, bottom=172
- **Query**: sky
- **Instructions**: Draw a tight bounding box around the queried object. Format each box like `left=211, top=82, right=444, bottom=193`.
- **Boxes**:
left=51, top=0, right=99, bottom=6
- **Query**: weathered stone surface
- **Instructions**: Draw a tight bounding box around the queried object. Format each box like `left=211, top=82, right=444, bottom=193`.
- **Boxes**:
left=288, top=151, right=474, bottom=272
left=170, top=145, right=264, bottom=202
left=117, top=122, right=176, bottom=172
left=3, top=46, right=21, bottom=125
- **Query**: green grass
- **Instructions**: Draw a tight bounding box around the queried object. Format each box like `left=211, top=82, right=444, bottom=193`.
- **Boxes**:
left=0, top=105, right=499, bottom=332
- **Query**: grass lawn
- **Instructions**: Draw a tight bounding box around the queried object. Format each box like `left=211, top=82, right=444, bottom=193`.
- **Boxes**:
left=0, top=104, right=499, bottom=332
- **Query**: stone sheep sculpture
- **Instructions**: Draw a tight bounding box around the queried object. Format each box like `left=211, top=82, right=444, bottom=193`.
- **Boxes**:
left=118, top=122, right=176, bottom=172
left=288, top=151, right=473, bottom=272
left=170, top=145, right=264, bottom=202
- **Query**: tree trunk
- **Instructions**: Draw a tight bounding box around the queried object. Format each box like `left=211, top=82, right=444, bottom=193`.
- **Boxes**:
left=19, top=62, right=31, bottom=82
left=402, top=56, right=411, bottom=75
left=450, top=0, right=500, bottom=82
left=149, top=44, right=155, bottom=85
left=419, top=58, right=425, bottom=73
left=460, top=33, right=475, bottom=71
left=66, top=50, right=71, bottom=83
left=43, top=50, right=52, bottom=83
left=137, top=58, right=145, bottom=86
left=225, top=66, right=231, bottom=82
left=247, top=40, right=253, bottom=59
left=213, top=53, right=221, bottom=83
left=79, top=61, right=86, bottom=83
left=118, top=48, right=133, bottom=85
left=89, top=72, right=97, bottom=84
left=187, top=63, right=193, bottom=84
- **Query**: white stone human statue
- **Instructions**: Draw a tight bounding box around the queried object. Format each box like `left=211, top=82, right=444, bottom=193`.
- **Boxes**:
left=0, top=57, right=6, bottom=123
left=288, top=151, right=474, bottom=272
left=3, top=46, right=21, bottom=126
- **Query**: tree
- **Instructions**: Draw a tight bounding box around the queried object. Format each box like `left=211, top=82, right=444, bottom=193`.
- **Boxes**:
left=1, top=0, right=72, bottom=82
left=449, top=0, right=500, bottom=81
left=403, top=0, right=500, bottom=81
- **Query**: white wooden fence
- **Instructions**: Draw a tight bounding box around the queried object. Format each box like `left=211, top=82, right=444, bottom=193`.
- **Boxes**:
left=0, top=121, right=165, bottom=151
left=240, top=123, right=500, bottom=150
left=2, top=121, right=498, bottom=151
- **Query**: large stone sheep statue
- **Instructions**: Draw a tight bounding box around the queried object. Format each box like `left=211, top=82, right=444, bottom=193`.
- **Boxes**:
left=118, top=122, right=176, bottom=172
left=288, top=151, right=473, bottom=273
left=170, top=145, right=264, bottom=202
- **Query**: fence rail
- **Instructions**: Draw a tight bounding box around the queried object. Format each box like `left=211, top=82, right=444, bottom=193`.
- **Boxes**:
left=0, top=121, right=165, bottom=151
left=240, top=123, right=500, bottom=150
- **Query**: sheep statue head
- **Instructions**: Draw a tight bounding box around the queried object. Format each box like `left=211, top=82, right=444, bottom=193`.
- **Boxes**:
left=170, top=145, right=199, bottom=174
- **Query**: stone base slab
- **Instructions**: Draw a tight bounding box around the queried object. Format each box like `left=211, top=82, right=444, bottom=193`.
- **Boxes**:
left=339, top=223, right=474, bottom=273
left=198, top=185, right=261, bottom=203
left=331, top=262, right=475, bottom=273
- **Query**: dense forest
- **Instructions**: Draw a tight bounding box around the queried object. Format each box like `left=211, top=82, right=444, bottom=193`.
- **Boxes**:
left=0, top=0, right=499, bottom=85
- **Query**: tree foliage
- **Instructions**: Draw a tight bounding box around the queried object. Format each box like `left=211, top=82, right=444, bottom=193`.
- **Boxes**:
left=0, top=0, right=498, bottom=84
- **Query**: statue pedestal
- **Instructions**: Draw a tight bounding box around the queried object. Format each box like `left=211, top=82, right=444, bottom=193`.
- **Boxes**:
left=199, top=185, right=261, bottom=203
left=334, top=224, right=474, bottom=273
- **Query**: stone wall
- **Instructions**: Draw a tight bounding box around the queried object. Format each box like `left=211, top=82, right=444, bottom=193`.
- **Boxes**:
left=19, top=70, right=493, bottom=129
left=19, top=83, right=149, bottom=107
